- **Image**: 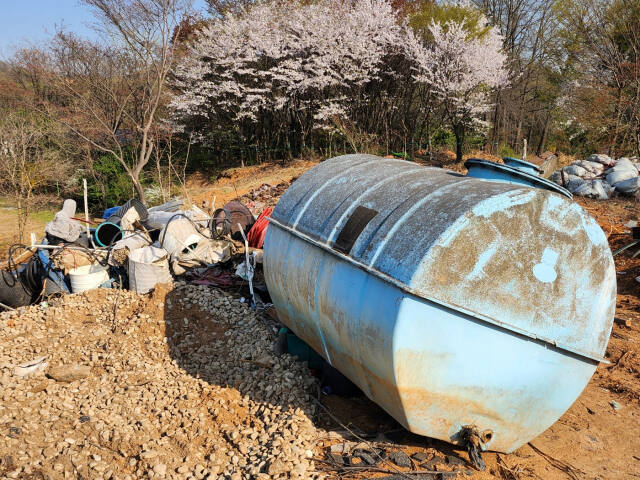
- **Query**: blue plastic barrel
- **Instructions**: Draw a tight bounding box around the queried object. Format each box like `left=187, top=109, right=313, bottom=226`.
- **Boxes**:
left=263, top=154, right=615, bottom=453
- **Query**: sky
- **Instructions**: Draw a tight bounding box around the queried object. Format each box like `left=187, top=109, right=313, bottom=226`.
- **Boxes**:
left=0, top=0, right=209, bottom=60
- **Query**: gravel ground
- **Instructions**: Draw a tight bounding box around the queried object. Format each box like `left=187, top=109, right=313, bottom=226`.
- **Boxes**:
left=0, top=283, right=321, bottom=480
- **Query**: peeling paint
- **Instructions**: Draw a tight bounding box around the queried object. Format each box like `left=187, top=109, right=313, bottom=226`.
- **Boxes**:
left=533, top=248, right=558, bottom=283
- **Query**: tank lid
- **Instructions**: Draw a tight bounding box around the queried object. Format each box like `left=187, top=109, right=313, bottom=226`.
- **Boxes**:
left=502, top=156, right=543, bottom=174
left=465, top=158, right=572, bottom=198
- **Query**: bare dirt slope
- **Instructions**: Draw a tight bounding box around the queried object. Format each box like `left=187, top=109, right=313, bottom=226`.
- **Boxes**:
left=186, top=160, right=317, bottom=210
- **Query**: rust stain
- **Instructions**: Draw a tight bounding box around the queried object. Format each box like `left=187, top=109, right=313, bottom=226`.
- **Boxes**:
left=417, top=189, right=615, bottom=357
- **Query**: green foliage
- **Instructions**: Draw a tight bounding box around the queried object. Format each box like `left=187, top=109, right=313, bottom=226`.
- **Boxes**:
left=391, top=151, right=411, bottom=160
left=432, top=129, right=456, bottom=149
left=497, top=144, right=517, bottom=158
left=86, top=153, right=135, bottom=214
left=465, top=133, right=486, bottom=151
left=409, top=0, right=490, bottom=41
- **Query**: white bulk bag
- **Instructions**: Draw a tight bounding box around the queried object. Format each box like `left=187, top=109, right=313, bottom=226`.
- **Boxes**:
left=128, top=246, right=172, bottom=293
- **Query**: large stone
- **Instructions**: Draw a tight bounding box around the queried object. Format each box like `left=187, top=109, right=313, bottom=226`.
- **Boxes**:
left=267, top=459, right=288, bottom=476
left=47, top=365, right=91, bottom=383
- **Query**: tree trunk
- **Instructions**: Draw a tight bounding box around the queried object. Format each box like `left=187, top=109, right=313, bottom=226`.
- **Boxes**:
left=132, top=175, right=146, bottom=205
left=454, top=124, right=465, bottom=162
left=490, top=92, right=500, bottom=154
left=536, top=112, right=551, bottom=156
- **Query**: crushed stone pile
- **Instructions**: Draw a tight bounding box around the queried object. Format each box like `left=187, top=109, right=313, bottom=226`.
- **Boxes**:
left=550, top=154, right=640, bottom=199
left=0, top=284, right=322, bottom=480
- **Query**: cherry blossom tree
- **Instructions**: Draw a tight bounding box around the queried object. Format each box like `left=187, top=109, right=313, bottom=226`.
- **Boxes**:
left=408, top=18, right=509, bottom=160
left=171, top=0, right=413, bottom=158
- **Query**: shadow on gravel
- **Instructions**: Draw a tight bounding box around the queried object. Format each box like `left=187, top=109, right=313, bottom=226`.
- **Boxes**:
left=161, top=284, right=474, bottom=477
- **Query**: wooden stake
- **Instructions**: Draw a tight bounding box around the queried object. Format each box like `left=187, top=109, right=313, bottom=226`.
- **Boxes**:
left=83, top=179, right=90, bottom=241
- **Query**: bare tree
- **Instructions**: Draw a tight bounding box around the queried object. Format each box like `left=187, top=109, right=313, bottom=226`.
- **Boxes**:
left=49, top=0, right=193, bottom=205
left=0, top=109, right=71, bottom=241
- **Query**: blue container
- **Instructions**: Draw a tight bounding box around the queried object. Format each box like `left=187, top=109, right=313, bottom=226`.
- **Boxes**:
left=502, top=156, right=543, bottom=175
left=263, top=154, right=615, bottom=453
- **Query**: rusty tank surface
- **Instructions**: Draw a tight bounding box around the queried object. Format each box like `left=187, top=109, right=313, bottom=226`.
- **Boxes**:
left=263, top=154, right=616, bottom=454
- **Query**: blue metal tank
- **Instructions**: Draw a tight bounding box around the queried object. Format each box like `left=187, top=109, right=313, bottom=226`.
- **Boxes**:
left=263, top=154, right=616, bottom=454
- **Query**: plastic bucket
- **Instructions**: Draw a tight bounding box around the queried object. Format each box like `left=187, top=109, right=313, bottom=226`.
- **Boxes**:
left=69, top=264, right=109, bottom=293
left=160, top=217, right=205, bottom=257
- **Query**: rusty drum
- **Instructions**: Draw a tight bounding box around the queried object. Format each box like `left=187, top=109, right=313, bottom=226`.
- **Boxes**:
left=263, top=154, right=616, bottom=453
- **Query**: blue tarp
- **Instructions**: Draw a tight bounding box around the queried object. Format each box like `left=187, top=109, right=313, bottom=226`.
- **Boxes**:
left=102, top=206, right=120, bottom=219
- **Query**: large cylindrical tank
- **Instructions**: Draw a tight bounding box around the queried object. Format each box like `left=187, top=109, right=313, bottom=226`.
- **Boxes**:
left=263, top=154, right=616, bottom=453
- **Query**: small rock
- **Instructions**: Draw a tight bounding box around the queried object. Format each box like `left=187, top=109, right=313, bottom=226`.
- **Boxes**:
left=267, top=459, right=287, bottom=476
left=352, top=449, right=377, bottom=466
left=446, top=455, right=466, bottom=466
left=412, top=452, right=430, bottom=462
left=153, top=463, right=167, bottom=476
left=389, top=450, right=412, bottom=468
left=326, top=453, right=344, bottom=465
left=141, top=450, right=158, bottom=460
left=330, top=442, right=353, bottom=454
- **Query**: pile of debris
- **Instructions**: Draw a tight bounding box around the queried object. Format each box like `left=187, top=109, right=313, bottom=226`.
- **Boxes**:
left=550, top=154, right=640, bottom=199
left=240, top=183, right=290, bottom=216
left=0, top=190, right=276, bottom=311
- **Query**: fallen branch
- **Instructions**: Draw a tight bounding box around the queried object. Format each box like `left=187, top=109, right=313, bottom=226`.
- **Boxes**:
left=0, top=302, right=16, bottom=311
left=527, top=442, right=583, bottom=480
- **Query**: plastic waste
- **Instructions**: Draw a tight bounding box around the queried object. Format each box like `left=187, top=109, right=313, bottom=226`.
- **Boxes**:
left=69, top=264, right=110, bottom=293
left=171, top=239, right=232, bottom=275
left=573, top=179, right=609, bottom=199
left=613, top=176, right=640, bottom=194
left=45, top=199, right=83, bottom=242
left=606, top=158, right=638, bottom=186
left=128, top=245, right=172, bottom=293
left=564, top=165, right=588, bottom=177
left=160, top=217, right=207, bottom=258
left=109, top=232, right=151, bottom=266
left=587, top=154, right=614, bottom=166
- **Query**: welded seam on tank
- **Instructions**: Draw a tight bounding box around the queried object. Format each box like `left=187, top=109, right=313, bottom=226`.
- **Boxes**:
left=291, top=157, right=379, bottom=229
left=326, top=167, right=425, bottom=243
left=267, top=217, right=606, bottom=363
left=366, top=180, right=474, bottom=268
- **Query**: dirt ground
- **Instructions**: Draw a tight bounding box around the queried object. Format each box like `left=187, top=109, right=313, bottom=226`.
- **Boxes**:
left=1, top=155, right=639, bottom=479
left=186, top=160, right=317, bottom=210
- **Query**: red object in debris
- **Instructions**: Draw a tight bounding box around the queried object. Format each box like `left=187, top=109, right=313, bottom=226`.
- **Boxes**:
left=247, top=207, right=273, bottom=249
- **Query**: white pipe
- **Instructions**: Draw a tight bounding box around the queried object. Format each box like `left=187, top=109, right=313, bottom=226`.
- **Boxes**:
left=28, top=245, right=108, bottom=251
